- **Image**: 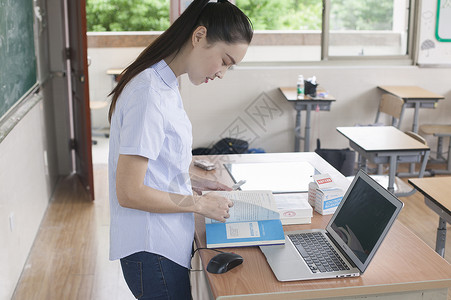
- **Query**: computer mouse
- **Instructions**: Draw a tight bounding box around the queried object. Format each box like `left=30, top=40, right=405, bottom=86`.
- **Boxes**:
left=206, top=252, right=243, bottom=274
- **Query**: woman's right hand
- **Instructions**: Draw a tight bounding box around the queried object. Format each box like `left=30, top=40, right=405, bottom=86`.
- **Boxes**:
left=194, top=192, right=234, bottom=223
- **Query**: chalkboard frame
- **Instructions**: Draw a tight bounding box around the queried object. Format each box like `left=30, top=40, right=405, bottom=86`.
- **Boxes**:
left=435, top=0, right=451, bottom=42
left=0, top=88, right=41, bottom=144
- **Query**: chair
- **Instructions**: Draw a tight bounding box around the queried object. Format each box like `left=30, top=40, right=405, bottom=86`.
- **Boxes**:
left=374, top=93, right=405, bottom=128
left=372, top=93, right=406, bottom=174
left=419, top=124, right=451, bottom=175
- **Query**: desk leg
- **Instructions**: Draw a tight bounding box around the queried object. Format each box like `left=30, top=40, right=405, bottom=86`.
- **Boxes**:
left=387, top=155, right=397, bottom=194
left=412, top=102, right=420, bottom=133
left=436, top=217, right=447, bottom=257
left=409, top=102, right=421, bottom=174
left=304, top=105, right=312, bottom=152
left=357, top=154, right=367, bottom=172
left=295, top=109, right=302, bottom=152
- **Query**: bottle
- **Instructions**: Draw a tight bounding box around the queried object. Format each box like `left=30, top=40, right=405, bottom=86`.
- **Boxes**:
left=297, top=75, right=304, bottom=99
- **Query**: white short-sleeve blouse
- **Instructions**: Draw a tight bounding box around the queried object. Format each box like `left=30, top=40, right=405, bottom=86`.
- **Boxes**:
left=108, top=60, right=194, bottom=268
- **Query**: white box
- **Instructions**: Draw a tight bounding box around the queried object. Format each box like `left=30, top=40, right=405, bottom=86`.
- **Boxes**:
left=314, top=188, right=344, bottom=215
left=308, top=174, right=337, bottom=208
left=308, top=173, right=344, bottom=215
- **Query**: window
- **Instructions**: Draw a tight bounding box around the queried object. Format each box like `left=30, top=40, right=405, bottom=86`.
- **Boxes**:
left=327, top=0, right=410, bottom=57
left=86, top=0, right=415, bottom=64
left=237, top=0, right=414, bottom=63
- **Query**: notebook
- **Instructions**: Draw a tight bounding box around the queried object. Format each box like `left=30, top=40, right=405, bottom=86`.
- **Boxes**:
left=260, top=170, right=403, bottom=281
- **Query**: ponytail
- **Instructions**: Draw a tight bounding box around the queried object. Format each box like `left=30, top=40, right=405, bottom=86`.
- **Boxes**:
left=108, top=0, right=253, bottom=122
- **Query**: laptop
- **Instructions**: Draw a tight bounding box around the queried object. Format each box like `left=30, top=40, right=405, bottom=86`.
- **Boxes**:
left=260, top=170, right=403, bottom=281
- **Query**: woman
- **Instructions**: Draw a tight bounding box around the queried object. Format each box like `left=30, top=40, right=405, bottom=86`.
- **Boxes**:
left=107, top=0, right=253, bottom=299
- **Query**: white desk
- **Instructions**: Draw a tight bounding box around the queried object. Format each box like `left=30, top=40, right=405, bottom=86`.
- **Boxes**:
left=337, top=126, right=430, bottom=196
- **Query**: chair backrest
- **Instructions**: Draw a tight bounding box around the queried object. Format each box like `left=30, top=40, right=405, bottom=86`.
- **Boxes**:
left=405, top=131, right=427, bottom=145
left=375, top=94, right=405, bottom=128
left=404, top=130, right=430, bottom=180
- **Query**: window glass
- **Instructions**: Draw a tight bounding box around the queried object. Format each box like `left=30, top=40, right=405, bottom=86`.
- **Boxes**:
left=236, top=0, right=322, bottom=30
left=237, top=0, right=322, bottom=62
left=329, top=0, right=409, bottom=56
left=86, top=0, right=170, bottom=31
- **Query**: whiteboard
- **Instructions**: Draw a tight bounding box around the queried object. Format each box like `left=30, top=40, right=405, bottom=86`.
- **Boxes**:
left=417, top=0, right=451, bottom=65
left=436, top=0, right=451, bottom=42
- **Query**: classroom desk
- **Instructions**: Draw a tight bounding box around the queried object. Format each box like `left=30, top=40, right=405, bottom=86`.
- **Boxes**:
left=408, top=177, right=451, bottom=257
left=106, top=68, right=124, bottom=83
left=378, top=86, right=444, bottom=133
left=336, top=126, right=430, bottom=196
left=279, top=87, right=336, bottom=152
left=190, top=152, right=451, bottom=300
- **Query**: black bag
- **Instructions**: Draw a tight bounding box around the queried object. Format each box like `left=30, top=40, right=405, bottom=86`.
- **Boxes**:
left=191, top=147, right=211, bottom=155
left=210, top=138, right=249, bottom=154
left=192, top=138, right=249, bottom=155
left=314, top=139, right=356, bottom=176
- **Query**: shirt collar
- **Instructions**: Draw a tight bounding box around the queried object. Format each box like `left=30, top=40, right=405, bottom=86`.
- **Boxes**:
left=152, top=60, right=178, bottom=88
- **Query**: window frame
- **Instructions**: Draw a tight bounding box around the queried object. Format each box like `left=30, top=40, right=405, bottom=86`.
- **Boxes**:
left=88, top=0, right=421, bottom=66
left=235, top=0, right=421, bottom=66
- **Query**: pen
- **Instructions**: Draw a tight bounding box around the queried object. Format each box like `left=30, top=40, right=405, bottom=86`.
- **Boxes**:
left=232, top=180, right=246, bottom=190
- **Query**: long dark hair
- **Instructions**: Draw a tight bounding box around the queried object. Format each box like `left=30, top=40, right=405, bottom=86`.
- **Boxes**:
left=108, top=0, right=253, bottom=122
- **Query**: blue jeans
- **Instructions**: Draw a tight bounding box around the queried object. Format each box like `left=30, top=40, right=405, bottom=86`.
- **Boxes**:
left=120, top=251, right=192, bottom=300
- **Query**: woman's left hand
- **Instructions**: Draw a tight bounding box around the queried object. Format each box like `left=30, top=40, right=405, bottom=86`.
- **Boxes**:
left=191, top=178, right=232, bottom=195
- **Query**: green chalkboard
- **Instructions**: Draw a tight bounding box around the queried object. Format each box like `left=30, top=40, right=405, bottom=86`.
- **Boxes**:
left=0, top=0, right=37, bottom=119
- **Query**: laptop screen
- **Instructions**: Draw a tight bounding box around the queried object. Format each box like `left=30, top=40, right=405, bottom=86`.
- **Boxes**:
left=326, top=171, right=403, bottom=272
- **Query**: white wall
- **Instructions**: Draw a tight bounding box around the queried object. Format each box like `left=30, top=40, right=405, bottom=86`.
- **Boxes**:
left=0, top=102, right=52, bottom=300
left=88, top=47, right=143, bottom=130
left=87, top=46, right=451, bottom=153
left=182, top=65, right=451, bottom=152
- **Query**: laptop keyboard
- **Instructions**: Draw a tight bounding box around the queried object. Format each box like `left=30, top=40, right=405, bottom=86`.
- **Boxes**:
left=288, top=232, right=350, bottom=273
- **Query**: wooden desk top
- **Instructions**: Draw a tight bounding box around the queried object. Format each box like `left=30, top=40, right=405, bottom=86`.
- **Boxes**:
left=378, top=86, right=444, bottom=100
left=191, top=153, right=451, bottom=299
left=337, top=126, right=430, bottom=152
left=279, top=87, right=336, bottom=101
left=408, top=177, right=451, bottom=213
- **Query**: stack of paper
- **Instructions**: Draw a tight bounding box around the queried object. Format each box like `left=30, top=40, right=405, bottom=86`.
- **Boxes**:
left=273, top=193, right=313, bottom=225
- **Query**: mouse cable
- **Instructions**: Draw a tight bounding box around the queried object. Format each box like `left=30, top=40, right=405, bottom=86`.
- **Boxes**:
left=192, top=247, right=224, bottom=257
left=190, top=248, right=224, bottom=272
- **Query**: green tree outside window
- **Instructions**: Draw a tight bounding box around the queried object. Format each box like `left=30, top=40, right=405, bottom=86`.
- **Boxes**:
left=86, top=0, right=170, bottom=31
left=86, top=0, right=393, bottom=32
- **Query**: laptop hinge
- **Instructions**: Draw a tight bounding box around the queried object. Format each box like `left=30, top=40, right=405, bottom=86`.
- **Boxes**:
left=325, top=232, right=359, bottom=270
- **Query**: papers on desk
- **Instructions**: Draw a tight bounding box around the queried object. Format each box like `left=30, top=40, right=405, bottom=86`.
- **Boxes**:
left=273, top=193, right=312, bottom=225
left=204, top=190, right=285, bottom=248
left=224, top=161, right=318, bottom=193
